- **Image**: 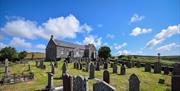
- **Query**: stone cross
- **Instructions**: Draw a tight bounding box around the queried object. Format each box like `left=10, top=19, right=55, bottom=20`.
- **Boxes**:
left=89, top=63, right=95, bottom=79
left=46, top=72, right=54, bottom=90
left=5, top=58, right=9, bottom=67
left=73, top=75, right=88, bottom=91
left=93, top=81, right=116, bottom=91
left=103, top=70, right=110, bottom=84
left=63, top=74, right=72, bottom=91
left=129, top=74, right=140, bottom=91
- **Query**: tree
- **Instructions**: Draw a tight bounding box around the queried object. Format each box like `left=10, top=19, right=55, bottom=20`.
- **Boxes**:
left=18, top=51, right=27, bottom=60
left=0, top=47, right=17, bottom=61
left=98, top=46, right=111, bottom=60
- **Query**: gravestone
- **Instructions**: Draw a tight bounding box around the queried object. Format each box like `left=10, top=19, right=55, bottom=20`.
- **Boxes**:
left=73, top=75, right=88, bottom=91
left=62, top=62, right=67, bottom=75
left=163, top=66, right=169, bottom=75
left=104, top=62, right=108, bottom=69
left=127, top=61, right=132, bottom=68
left=93, top=81, right=116, bottom=91
left=51, top=63, right=55, bottom=74
left=129, top=74, right=140, bottom=91
left=63, top=74, right=72, bottom=91
left=46, top=72, right=54, bottom=90
left=74, top=62, right=76, bottom=69
left=110, top=63, right=114, bottom=68
left=145, top=63, right=151, bottom=72
left=154, top=53, right=161, bottom=73
left=89, top=63, right=95, bottom=79
left=113, top=63, right=117, bottom=73
left=154, top=62, right=161, bottom=73
left=79, top=63, right=82, bottom=70
left=3, top=58, right=9, bottom=81
left=136, top=62, right=141, bottom=68
left=35, top=61, right=39, bottom=67
left=103, top=70, right=110, bottom=84
left=172, top=63, right=180, bottom=91
left=86, top=63, right=89, bottom=72
left=95, top=62, right=100, bottom=71
left=132, top=61, right=135, bottom=67
left=120, top=64, right=126, bottom=75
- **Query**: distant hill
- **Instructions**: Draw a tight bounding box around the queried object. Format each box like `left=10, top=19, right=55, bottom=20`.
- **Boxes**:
left=26, top=52, right=45, bottom=59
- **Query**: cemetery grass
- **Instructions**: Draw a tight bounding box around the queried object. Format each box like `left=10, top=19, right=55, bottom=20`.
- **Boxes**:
left=0, top=60, right=171, bottom=91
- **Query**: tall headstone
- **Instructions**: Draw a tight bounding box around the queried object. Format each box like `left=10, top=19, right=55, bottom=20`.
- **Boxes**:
left=96, top=62, right=100, bottom=71
left=63, top=74, right=72, bottom=91
left=46, top=72, right=54, bottom=90
left=113, top=63, right=117, bottom=73
left=120, top=64, right=126, bottom=75
left=73, top=76, right=88, bottom=91
left=145, top=63, right=151, bottom=72
left=104, top=62, right=108, bottom=69
left=172, top=63, right=180, bottom=91
left=51, top=63, right=55, bottom=74
left=62, top=62, right=67, bottom=75
left=127, top=61, right=132, bottom=68
left=89, top=63, right=95, bottom=79
left=129, top=74, right=140, bottom=91
left=103, top=70, right=110, bottom=84
left=154, top=53, right=161, bottom=73
left=93, top=81, right=116, bottom=91
left=4, top=58, right=9, bottom=80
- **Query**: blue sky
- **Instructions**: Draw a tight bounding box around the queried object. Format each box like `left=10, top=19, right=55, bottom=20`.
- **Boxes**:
left=0, top=0, right=179, bottom=56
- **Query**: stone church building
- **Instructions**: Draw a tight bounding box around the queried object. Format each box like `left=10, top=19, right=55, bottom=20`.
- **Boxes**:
left=46, top=35, right=96, bottom=60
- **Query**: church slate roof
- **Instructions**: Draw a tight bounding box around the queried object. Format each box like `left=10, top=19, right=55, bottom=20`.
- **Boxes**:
left=53, top=39, right=85, bottom=49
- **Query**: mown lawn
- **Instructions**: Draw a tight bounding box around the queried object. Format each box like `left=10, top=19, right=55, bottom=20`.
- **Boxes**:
left=0, top=60, right=171, bottom=91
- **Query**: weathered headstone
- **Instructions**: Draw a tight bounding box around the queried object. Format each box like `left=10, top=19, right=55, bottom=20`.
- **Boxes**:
left=120, top=64, right=126, bottom=75
left=127, top=61, right=132, bottom=68
left=51, top=63, right=55, bottom=74
left=172, top=63, right=180, bottom=91
left=62, top=62, right=67, bottom=75
left=104, top=62, right=108, bottom=69
left=154, top=62, right=161, bottom=73
left=96, top=62, right=100, bottom=71
left=46, top=72, right=54, bottom=90
left=163, top=66, right=169, bottom=75
left=63, top=74, right=72, bottom=91
left=93, top=81, right=116, bottom=91
left=113, top=63, right=117, bottom=73
left=35, top=61, right=39, bottom=67
left=145, top=63, right=151, bottom=72
left=79, top=63, right=82, bottom=70
left=89, top=63, right=95, bottom=79
left=73, top=75, right=88, bottom=91
left=136, top=62, right=141, bottom=68
left=103, top=70, right=110, bottom=84
left=129, top=74, right=140, bottom=91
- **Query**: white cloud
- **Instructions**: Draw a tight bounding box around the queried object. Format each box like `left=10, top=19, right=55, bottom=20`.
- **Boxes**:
left=0, top=42, right=7, bottom=50
left=83, top=35, right=102, bottom=47
left=1, top=14, right=92, bottom=40
left=146, top=24, right=180, bottom=48
left=106, top=34, right=115, bottom=39
left=35, top=44, right=46, bottom=49
left=130, top=27, right=152, bottom=36
left=117, top=50, right=131, bottom=55
left=10, top=37, right=32, bottom=48
left=156, top=43, right=180, bottom=51
left=130, top=14, right=145, bottom=23
left=114, top=42, right=127, bottom=50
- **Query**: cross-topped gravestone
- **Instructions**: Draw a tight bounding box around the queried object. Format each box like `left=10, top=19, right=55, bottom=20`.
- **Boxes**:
left=120, top=64, right=126, bottom=75
left=154, top=53, right=161, bottom=73
left=89, top=63, right=95, bottom=79
left=129, top=74, right=140, bottom=91
left=103, top=70, right=110, bottom=84
left=93, top=81, right=116, bottom=91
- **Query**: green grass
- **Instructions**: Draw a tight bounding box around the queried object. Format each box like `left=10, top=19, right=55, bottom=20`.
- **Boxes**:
left=0, top=60, right=171, bottom=91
